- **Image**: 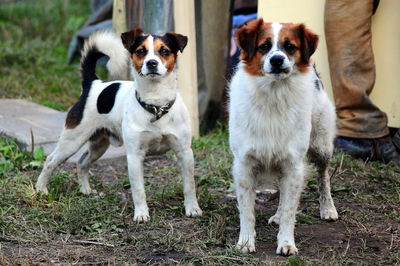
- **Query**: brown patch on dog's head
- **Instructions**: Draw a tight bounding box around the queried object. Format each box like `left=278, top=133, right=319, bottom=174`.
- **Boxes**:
left=235, top=18, right=273, bottom=76
left=121, top=29, right=188, bottom=75
left=296, top=23, right=318, bottom=71
left=236, top=18, right=265, bottom=60
left=121, top=28, right=145, bottom=53
left=163, top=33, right=188, bottom=53
left=277, top=23, right=318, bottom=72
left=236, top=20, right=319, bottom=76
left=154, top=33, right=188, bottom=72
left=121, top=28, right=149, bottom=74
left=153, top=38, right=175, bottom=72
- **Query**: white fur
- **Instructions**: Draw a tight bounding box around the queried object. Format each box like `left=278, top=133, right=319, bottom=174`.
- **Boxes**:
left=84, top=31, right=130, bottom=80
left=35, top=31, right=202, bottom=222
left=229, top=24, right=338, bottom=255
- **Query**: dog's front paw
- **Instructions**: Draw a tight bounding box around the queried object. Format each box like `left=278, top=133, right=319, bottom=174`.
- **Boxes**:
left=236, top=240, right=256, bottom=253
left=268, top=213, right=280, bottom=225
left=35, top=183, right=49, bottom=195
left=79, top=185, right=96, bottom=195
left=276, top=242, right=298, bottom=256
left=320, top=206, right=338, bottom=221
left=133, top=209, right=150, bottom=223
left=185, top=205, right=203, bottom=217
left=236, top=235, right=256, bottom=253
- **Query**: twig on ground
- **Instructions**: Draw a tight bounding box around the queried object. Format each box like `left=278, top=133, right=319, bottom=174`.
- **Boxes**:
left=343, top=237, right=351, bottom=256
left=330, top=163, right=339, bottom=179
left=30, top=128, right=34, bottom=154
left=0, top=237, right=14, bottom=243
left=71, top=240, right=115, bottom=247
left=388, top=234, right=394, bottom=251
left=390, top=204, right=400, bottom=212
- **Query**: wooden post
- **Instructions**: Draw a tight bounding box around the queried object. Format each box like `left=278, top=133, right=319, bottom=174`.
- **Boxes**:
left=112, top=0, right=129, bottom=80
left=112, top=0, right=127, bottom=35
left=173, top=0, right=199, bottom=137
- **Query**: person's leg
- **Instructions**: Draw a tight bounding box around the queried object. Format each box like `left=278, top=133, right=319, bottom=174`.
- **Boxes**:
left=325, top=0, right=388, bottom=139
left=325, top=0, right=400, bottom=163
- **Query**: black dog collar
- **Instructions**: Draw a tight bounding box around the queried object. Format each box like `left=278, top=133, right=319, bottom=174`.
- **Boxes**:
left=135, top=91, right=175, bottom=122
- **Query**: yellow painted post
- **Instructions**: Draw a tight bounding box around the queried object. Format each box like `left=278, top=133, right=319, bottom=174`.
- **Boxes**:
left=173, top=0, right=199, bottom=137
left=258, top=0, right=400, bottom=127
left=258, top=0, right=332, bottom=98
left=370, top=0, right=400, bottom=127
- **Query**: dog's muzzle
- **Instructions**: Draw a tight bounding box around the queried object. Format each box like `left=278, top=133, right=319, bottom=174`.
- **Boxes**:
left=269, top=55, right=289, bottom=74
left=146, top=59, right=160, bottom=76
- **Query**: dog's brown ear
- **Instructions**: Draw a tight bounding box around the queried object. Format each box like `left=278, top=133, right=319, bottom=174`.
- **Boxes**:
left=165, top=33, right=188, bottom=53
left=121, top=28, right=144, bottom=53
left=235, top=18, right=264, bottom=60
left=297, top=24, right=319, bottom=64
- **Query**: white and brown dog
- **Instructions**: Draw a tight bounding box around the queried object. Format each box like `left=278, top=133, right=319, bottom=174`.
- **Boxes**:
left=228, top=19, right=338, bottom=255
left=36, top=29, right=202, bottom=222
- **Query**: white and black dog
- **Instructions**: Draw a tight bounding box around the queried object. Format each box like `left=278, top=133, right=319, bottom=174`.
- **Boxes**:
left=36, top=28, right=202, bottom=222
left=228, top=19, right=338, bottom=255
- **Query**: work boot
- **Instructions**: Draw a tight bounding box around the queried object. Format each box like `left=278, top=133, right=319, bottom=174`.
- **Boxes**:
left=335, top=136, right=400, bottom=165
left=392, top=130, right=400, bottom=152
left=373, top=136, right=400, bottom=164
left=334, top=137, right=374, bottom=160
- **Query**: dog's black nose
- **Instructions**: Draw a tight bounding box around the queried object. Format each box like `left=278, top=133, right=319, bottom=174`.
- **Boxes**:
left=270, top=55, right=285, bottom=68
left=146, top=59, right=158, bottom=70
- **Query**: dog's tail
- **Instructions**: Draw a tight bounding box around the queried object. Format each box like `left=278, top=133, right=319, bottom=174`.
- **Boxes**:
left=80, top=31, right=129, bottom=90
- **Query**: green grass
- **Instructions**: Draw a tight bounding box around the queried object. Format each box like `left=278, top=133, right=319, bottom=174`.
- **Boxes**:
left=0, top=0, right=90, bottom=111
left=1, top=128, right=399, bottom=264
left=0, top=137, right=44, bottom=176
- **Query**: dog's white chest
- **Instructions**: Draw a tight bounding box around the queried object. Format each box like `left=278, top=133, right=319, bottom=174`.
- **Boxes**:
left=229, top=70, right=313, bottom=162
left=139, top=129, right=172, bottom=155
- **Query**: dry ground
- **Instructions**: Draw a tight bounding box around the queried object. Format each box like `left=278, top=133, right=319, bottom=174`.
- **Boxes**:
left=1, top=131, right=399, bottom=265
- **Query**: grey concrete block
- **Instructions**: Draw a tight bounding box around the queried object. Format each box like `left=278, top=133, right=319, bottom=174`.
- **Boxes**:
left=0, top=99, right=64, bottom=146
left=0, top=99, right=126, bottom=162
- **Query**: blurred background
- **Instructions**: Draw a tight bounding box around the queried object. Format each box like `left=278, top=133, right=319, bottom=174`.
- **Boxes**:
left=0, top=0, right=252, bottom=136
left=1, top=0, right=399, bottom=136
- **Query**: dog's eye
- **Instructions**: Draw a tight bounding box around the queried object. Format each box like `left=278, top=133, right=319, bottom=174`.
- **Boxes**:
left=159, top=47, right=170, bottom=56
left=258, top=40, right=272, bottom=53
left=135, top=47, right=147, bottom=56
left=284, top=41, right=297, bottom=54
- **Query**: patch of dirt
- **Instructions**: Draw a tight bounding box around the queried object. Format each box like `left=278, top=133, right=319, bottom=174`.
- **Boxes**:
left=1, top=155, right=399, bottom=265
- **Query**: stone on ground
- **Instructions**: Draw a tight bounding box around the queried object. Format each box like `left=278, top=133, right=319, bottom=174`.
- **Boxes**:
left=0, top=99, right=125, bottom=162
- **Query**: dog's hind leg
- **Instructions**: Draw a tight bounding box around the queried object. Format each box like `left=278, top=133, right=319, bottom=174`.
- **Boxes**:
left=309, top=96, right=338, bottom=221
left=308, top=105, right=338, bottom=221
left=308, top=146, right=338, bottom=221
left=166, top=134, right=202, bottom=217
left=257, top=169, right=281, bottom=225
left=268, top=190, right=282, bottom=225
left=77, top=133, right=110, bottom=194
left=36, top=129, right=90, bottom=195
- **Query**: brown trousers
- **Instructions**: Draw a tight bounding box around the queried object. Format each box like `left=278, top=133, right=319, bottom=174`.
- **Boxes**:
left=325, top=0, right=389, bottom=139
